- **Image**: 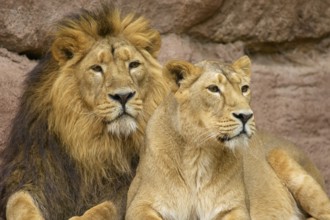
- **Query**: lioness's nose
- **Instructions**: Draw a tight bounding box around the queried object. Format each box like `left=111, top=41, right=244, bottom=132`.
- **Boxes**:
left=232, top=112, right=253, bottom=124
left=109, top=91, right=136, bottom=106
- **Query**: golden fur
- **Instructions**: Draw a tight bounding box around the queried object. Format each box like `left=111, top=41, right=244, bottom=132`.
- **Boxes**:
left=243, top=133, right=330, bottom=220
left=126, top=57, right=330, bottom=220
left=265, top=139, right=330, bottom=220
left=0, top=5, right=168, bottom=220
left=126, top=56, right=255, bottom=220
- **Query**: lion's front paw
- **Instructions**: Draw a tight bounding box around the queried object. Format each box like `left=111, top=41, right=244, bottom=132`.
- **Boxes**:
left=69, top=201, right=117, bottom=220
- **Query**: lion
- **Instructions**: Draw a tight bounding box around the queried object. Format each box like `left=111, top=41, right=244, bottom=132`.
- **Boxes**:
left=126, top=56, right=330, bottom=220
left=126, top=56, right=254, bottom=220
left=0, top=4, right=169, bottom=220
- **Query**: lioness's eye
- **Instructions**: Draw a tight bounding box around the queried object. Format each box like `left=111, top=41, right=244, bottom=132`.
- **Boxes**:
left=207, top=85, right=220, bottom=93
left=241, top=85, right=249, bottom=93
left=90, top=65, right=103, bottom=73
left=129, top=61, right=141, bottom=69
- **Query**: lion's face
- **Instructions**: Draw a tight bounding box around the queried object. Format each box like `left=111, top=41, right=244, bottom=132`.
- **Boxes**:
left=48, top=9, right=166, bottom=147
left=74, top=39, right=151, bottom=136
left=165, top=56, right=256, bottom=149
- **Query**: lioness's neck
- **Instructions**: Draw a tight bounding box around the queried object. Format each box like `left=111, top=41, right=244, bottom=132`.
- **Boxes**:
left=181, top=142, right=243, bottom=187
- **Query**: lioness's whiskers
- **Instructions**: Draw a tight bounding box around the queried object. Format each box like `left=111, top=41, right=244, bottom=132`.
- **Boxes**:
left=191, top=130, right=214, bottom=145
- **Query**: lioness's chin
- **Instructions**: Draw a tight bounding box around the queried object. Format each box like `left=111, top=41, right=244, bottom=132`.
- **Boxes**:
left=106, top=116, right=137, bottom=137
left=224, top=134, right=250, bottom=150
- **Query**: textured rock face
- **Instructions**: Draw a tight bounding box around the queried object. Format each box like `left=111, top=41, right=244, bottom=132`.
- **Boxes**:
left=0, top=0, right=94, bottom=56
left=0, top=48, right=36, bottom=148
left=190, top=0, right=330, bottom=43
left=0, top=0, right=329, bottom=196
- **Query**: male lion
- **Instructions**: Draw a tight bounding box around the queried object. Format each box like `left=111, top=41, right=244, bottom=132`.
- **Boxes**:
left=0, top=5, right=168, bottom=220
left=126, top=57, right=330, bottom=220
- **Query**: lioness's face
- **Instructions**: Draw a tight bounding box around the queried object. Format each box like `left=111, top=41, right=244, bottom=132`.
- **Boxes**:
left=75, top=39, right=151, bottom=136
left=166, top=57, right=256, bottom=148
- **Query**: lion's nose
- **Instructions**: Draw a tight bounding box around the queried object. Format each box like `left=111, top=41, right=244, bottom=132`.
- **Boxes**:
left=109, top=91, right=136, bottom=106
left=232, top=112, right=253, bottom=124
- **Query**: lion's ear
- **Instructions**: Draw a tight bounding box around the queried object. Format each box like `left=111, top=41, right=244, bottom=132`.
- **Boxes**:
left=121, top=15, right=162, bottom=58
left=232, top=55, right=251, bottom=77
left=143, top=31, right=161, bottom=58
left=130, top=30, right=161, bottom=57
left=164, top=60, right=200, bottom=92
left=51, top=37, right=76, bottom=63
left=51, top=31, right=93, bottom=65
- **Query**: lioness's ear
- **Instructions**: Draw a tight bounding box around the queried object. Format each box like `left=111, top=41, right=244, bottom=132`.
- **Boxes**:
left=164, top=60, right=200, bottom=92
left=51, top=30, right=93, bottom=65
left=232, top=55, right=251, bottom=76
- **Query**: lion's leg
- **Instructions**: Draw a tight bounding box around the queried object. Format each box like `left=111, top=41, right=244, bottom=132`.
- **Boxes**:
left=69, top=201, right=117, bottom=220
left=125, top=203, right=163, bottom=220
left=6, top=191, right=44, bottom=220
left=268, top=149, right=330, bottom=220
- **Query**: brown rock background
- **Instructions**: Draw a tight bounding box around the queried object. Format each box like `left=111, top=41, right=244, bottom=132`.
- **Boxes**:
left=0, top=0, right=329, bottom=196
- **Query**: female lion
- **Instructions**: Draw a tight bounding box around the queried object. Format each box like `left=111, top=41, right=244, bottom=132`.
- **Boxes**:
left=126, top=56, right=330, bottom=220
left=126, top=56, right=255, bottom=220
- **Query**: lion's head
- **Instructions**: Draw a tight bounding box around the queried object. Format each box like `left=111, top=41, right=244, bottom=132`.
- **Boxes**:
left=163, top=56, right=256, bottom=149
left=34, top=6, right=168, bottom=176
left=49, top=6, right=170, bottom=174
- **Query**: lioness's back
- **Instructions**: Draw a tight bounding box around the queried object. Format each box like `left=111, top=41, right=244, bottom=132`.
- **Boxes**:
left=258, top=130, right=325, bottom=188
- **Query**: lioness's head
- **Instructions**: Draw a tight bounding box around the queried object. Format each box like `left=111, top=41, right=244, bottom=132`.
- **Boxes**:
left=164, top=56, right=256, bottom=149
left=49, top=6, right=166, bottom=138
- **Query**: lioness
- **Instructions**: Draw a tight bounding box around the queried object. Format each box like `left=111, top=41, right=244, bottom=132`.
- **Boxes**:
left=126, top=56, right=254, bottom=220
left=0, top=5, right=168, bottom=220
left=243, top=137, right=330, bottom=219
left=126, top=57, right=330, bottom=220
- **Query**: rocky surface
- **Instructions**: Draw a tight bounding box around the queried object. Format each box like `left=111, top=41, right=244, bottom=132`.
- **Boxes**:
left=0, top=0, right=329, bottom=196
left=0, top=48, right=36, bottom=148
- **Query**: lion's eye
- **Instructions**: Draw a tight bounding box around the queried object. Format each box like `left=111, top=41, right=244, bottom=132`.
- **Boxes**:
left=129, top=61, right=141, bottom=69
left=90, top=65, right=103, bottom=73
left=241, top=85, right=249, bottom=93
left=207, top=85, right=220, bottom=93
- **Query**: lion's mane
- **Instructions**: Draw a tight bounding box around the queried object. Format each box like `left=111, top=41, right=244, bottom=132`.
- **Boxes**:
left=0, top=4, right=168, bottom=219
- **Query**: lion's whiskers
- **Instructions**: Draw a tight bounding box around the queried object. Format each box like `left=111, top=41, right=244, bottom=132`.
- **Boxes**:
left=190, top=130, right=211, bottom=144
left=64, top=104, right=98, bottom=118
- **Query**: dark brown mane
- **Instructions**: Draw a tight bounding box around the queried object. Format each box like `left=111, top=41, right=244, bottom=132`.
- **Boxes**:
left=0, top=54, right=81, bottom=219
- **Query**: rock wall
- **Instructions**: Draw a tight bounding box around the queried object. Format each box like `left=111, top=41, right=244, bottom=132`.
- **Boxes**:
left=0, top=0, right=329, bottom=196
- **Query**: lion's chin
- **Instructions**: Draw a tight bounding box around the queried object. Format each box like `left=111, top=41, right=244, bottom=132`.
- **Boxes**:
left=106, top=115, right=137, bottom=137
